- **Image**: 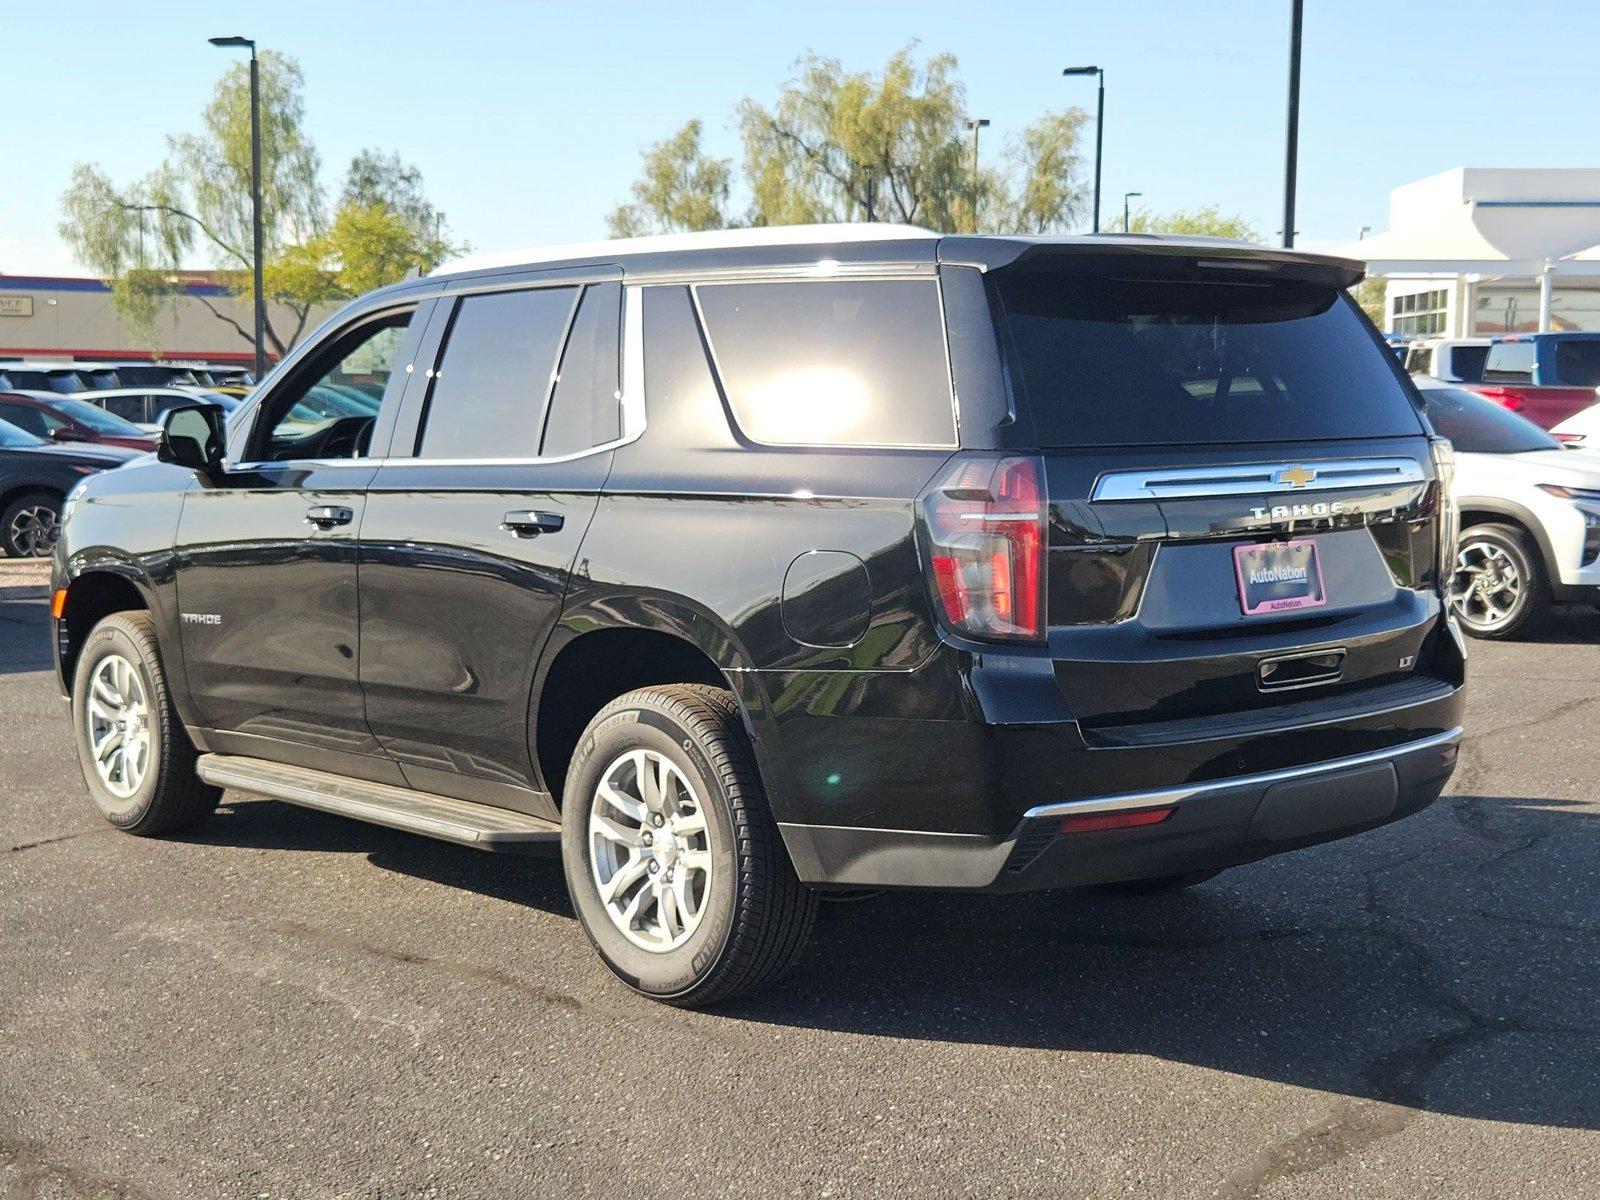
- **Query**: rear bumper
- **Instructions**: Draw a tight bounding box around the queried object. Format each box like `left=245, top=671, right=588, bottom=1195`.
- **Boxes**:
left=779, top=725, right=1461, bottom=892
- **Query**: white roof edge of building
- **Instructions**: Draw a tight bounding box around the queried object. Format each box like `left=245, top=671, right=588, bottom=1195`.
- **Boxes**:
left=433, top=223, right=941, bottom=277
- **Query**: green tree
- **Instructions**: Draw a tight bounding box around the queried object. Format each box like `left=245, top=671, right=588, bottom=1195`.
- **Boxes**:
left=1350, top=275, right=1387, bottom=325
left=59, top=54, right=456, bottom=357
left=608, top=121, right=734, bottom=236
left=611, top=47, right=1089, bottom=236
left=1124, top=204, right=1260, bottom=240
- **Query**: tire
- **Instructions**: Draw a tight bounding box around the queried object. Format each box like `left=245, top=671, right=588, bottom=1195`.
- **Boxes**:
left=1450, top=522, right=1551, bottom=641
left=70, top=611, right=219, bottom=835
left=2, top=489, right=63, bottom=558
left=1098, top=869, right=1222, bottom=896
left=560, top=684, right=816, bottom=1007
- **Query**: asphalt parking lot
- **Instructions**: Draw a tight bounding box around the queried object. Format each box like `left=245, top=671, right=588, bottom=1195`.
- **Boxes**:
left=2, top=562, right=1597, bottom=1199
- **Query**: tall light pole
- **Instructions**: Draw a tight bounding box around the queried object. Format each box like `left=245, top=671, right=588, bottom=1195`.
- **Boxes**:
left=1123, top=192, right=1142, bottom=233
left=1282, top=0, right=1304, bottom=249
left=209, top=35, right=266, bottom=380
left=966, top=118, right=990, bottom=230
left=1062, top=66, right=1104, bottom=233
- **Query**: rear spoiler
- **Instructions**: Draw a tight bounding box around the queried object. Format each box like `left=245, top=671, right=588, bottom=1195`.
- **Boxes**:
left=938, top=235, right=1365, bottom=290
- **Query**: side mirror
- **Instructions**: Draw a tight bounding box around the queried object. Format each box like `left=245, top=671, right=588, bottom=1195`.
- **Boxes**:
left=49, top=426, right=78, bottom=442
left=157, top=403, right=226, bottom=474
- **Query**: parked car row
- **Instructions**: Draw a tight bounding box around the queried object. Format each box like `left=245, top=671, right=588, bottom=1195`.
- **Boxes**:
left=1406, top=331, right=1600, bottom=429
left=0, top=359, right=254, bottom=395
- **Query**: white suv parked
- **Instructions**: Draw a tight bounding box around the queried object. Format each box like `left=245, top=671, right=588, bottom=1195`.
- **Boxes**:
left=1417, top=378, right=1600, bottom=638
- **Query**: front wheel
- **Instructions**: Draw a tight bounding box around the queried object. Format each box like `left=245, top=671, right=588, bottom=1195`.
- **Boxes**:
left=2, top=489, right=63, bottom=557
left=560, top=684, right=816, bottom=1007
left=70, top=611, right=220, bottom=834
left=1450, top=523, right=1550, bottom=640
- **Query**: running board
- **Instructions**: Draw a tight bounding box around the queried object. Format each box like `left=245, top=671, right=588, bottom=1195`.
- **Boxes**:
left=195, top=754, right=561, bottom=853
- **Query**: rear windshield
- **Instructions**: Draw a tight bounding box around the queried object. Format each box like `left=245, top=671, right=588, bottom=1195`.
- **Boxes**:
left=1482, top=341, right=1536, bottom=384
left=1419, top=385, right=1558, bottom=454
left=1450, top=344, right=1489, bottom=383
left=1554, top=340, right=1600, bottom=387
left=993, top=268, right=1425, bottom=446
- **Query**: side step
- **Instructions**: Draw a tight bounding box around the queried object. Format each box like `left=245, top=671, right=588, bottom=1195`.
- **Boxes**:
left=195, top=754, right=561, bottom=853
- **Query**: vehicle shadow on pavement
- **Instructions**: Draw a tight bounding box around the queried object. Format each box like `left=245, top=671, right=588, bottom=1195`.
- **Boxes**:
left=183, top=798, right=575, bottom=917
left=724, top=793, right=1600, bottom=1133
left=0, top=589, right=56, bottom=676
left=1521, top=607, right=1600, bottom=644
left=187, top=791, right=1600, bottom=1132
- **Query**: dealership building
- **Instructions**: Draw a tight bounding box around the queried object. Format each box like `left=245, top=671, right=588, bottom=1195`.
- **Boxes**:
left=1337, top=167, right=1600, bottom=338
left=0, top=272, right=337, bottom=365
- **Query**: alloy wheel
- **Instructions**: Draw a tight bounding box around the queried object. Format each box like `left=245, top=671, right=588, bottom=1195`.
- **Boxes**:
left=1452, top=540, right=1524, bottom=631
left=8, top=504, right=59, bottom=557
left=588, top=748, right=713, bottom=952
left=84, top=654, right=152, bottom=799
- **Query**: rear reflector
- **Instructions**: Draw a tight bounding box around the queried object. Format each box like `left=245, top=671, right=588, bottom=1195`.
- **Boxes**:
left=50, top=589, right=68, bottom=620
left=1057, top=806, right=1175, bottom=834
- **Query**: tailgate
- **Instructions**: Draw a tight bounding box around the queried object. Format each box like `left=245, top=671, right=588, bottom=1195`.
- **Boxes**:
left=1041, top=438, right=1449, bottom=734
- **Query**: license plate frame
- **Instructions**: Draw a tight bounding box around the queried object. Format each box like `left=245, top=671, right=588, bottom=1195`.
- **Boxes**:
left=1233, top=539, right=1327, bottom=616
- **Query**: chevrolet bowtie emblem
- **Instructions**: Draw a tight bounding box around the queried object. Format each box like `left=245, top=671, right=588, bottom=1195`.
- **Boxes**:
left=1277, top=465, right=1317, bottom=488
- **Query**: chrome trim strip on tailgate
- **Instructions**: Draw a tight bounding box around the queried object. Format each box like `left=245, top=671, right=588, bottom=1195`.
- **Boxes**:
left=1090, top=457, right=1427, bottom=502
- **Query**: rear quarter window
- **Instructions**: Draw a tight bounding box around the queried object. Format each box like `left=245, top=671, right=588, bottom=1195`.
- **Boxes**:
left=693, top=279, right=956, bottom=448
left=1553, top=340, right=1600, bottom=388
left=992, top=267, right=1426, bottom=447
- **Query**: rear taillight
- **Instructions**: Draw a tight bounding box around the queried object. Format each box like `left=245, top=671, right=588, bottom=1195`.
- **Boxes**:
left=1477, top=385, right=1525, bottom=413
left=918, top=454, right=1046, bottom=642
left=1429, top=437, right=1458, bottom=598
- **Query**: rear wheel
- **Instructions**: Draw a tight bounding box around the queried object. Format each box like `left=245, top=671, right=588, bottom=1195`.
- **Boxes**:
left=560, top=684, right=816, bottom=1007
left=70, top=612, right=219, bottom=835
left=1450, top=522, right=1550, bottom=640
left=2, top=490, right=63, bottom=558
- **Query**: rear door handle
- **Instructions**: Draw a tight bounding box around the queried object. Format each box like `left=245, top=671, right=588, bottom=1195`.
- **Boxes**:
left=501, top=510, right=565, bottom=538
left=305, top=505, right=354, bottom=529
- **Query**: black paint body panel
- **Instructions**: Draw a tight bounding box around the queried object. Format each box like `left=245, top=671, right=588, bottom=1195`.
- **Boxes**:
left=51, top=231, right=1463, bottom=891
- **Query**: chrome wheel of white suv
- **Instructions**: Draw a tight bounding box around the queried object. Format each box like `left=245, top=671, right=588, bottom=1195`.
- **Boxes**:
left=589, top=748, right=713, bottom=952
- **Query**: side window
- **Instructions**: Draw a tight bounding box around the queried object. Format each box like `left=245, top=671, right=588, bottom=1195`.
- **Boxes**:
left=103, top=395, right=147, bottom=423
left=0, top=404, right=48, bottom=436
left=416, top=287, right=578, bottom=459
left=540, top=282, right=622, bottom=457
left=251, top=309, right=414, bottom=462
left=693, top=279, right=956, bottom=448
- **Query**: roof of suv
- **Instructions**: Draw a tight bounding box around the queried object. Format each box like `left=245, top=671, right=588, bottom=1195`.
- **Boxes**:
left=429, top=223, right=1365, bottom=288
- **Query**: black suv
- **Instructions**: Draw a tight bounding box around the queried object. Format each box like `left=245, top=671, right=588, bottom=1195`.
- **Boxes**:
left=52, top=227, right=1466, bottom=1006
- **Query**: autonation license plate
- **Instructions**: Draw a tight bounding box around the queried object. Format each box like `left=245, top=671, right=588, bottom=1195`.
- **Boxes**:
left=1234, top=539, right=1327, bottom=616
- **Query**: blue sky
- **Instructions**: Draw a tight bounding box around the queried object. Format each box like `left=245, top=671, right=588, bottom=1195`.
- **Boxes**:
left=5, top=0, right=1599, bottom=274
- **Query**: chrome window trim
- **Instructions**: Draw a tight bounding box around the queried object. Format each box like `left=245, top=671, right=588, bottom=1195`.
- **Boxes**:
left=686, top=273, right=960, bottom=452
left=1090, top=456, right=1427, bottom=502
left=234, top=285, right=647, bottom=473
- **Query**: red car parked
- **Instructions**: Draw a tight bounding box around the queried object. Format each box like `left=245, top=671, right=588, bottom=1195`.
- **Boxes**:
left=1471, top=333, right=1600, bottom=430
left=0, top=391, right=156, bottom=451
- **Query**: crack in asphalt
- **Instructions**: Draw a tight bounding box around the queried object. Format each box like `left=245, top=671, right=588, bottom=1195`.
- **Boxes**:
left=1217, top=848, right=1600, bottom=1198
left=271, top=920, right=585, bottom=1012
left=6, top=829, right=99, bottom=854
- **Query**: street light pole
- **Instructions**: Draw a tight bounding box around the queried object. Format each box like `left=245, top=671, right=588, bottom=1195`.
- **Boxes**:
left=1282, top=0, right=1304, bottom=249
left=1063, top=66, right=1104, bottom=233
left=1123, top=191, right=1142, bottom=233
left=209, top=36, right=266, bottom=380
left=966, top=118, right=990, bottom=231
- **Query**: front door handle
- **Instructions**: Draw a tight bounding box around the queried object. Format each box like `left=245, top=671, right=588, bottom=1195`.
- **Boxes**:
left=305, top=505, right=354, bottom=529
left=501, top=510, right=565, bottom=538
